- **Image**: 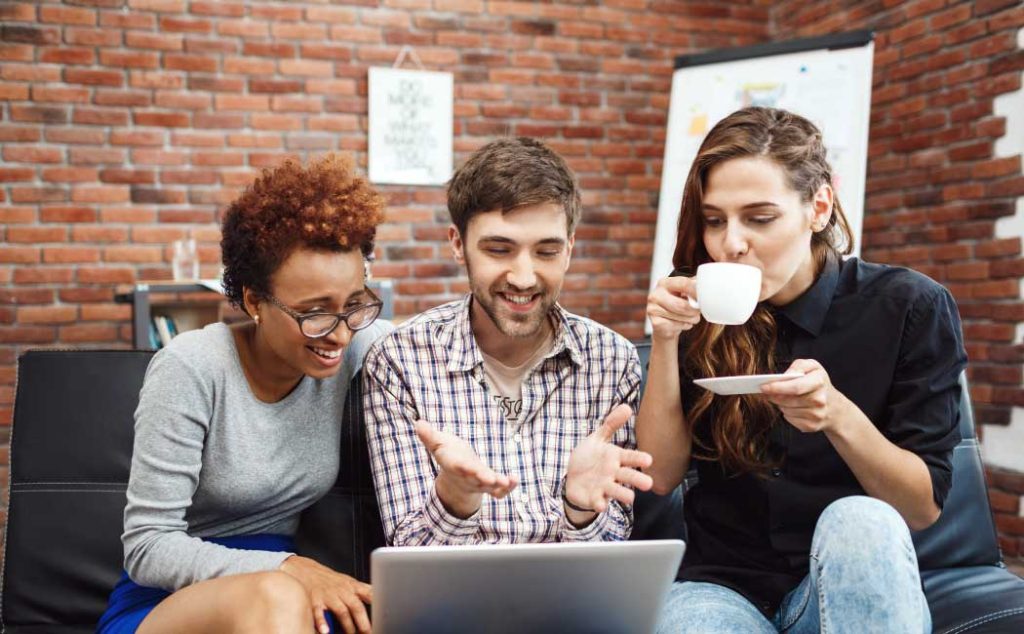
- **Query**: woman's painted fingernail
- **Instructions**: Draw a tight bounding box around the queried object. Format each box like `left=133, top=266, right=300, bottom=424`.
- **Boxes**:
left=320, top=623, right=330, bottom=634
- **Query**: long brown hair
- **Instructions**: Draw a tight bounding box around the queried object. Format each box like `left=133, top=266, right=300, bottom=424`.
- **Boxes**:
left=673, top=107, right=854, bottom=474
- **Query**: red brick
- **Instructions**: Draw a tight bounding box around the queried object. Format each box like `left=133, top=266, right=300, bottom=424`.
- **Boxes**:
left=64, top=27, right=120, bottom=47
left=111, top=131, right=164, bottom=146
left=9, top=186, right=68, bottom=203
left=160, top=170, right=219, bottom=185
left=0, top=326, right=56, bottom=344
left=0, top=63, right=60, bottom=82
left=96, top=169, right=153, bottom=187
left=131, top=226, right=188, bottom=244
left=59, top=324, right=120, bottom=343
left=0, top=247, right=40, bottom=263
left=95, top=89, right=152, bottom=107
left=165, top=54, right=217, bottom=73
left=40, top=205, right=97, bottom=223
left=77, top=267, right=136, bottom=284
left=103, top=246, right=163, bottom=263
left=71, top=226, right=129, bottom=243
left=100, top=10, right=156, bottom=30
left=0, top=167, right=33, bottom=182
left=17, top=305, right=77, bottom=324
left=125, top=31, right=183, bottom=51
left=64, top=68, right=124, bottom=87
left=133, top=112, right=190, bottom=128
left=10, top=103, right=71, bottom=123
left=129, top=0, right=185, bottom=12
left=72, top=185, right=130, bottom=203
left=73, top=108, right=130, bottom=126
left=974, top=237, right=1024, bottom=258
left=69, top=147, right=126, bottom=164
left=4, top=146, right=62, bottom=164
left=41, top=167, right=98, bottom=183
left=0, top=3, right=35, bottom=21
left=305, top=6, right=357, bottom=23
left=59, top=287, right=114, bottom=303
left=42, top=247, right=101, bottom=264
left=0, top=82, right=28, bottom=100
left=13, top=267, right=73, bottom=284
left=271, top=23, right=327, bottom=40
left=99, top=50, right=159, bottom=69
left=190, top=1, right=244, bottom=17
left=131, top=149, right=187, bottom=165
left=159, top=16, right=212, bottom=34
left=279, top=59, right=335, bottom=77
left=218, top=19, right=269, bottom=38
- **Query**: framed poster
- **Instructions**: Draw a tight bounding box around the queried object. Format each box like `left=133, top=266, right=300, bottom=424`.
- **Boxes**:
left=368, top=67, right=453, bottom=186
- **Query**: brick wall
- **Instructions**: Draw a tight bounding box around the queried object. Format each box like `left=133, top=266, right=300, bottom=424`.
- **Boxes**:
left=0, top=0, right=769, bottom=535
left=1, top=0, right=1022, bottom=560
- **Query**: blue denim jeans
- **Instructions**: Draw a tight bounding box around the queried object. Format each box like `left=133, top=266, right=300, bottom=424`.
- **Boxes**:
left=656, top=496, right=931, bottom=633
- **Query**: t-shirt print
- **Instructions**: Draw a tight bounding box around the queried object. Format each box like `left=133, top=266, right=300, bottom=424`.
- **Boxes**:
left=492, top=395, right=523, bottom=423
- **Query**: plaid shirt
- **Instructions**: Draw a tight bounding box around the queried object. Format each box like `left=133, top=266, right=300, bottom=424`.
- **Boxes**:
left=363, top=296, right=641, bottom=546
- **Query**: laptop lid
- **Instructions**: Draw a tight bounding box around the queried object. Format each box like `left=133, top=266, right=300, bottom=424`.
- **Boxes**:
left=371, top=539, right=685, bottom=634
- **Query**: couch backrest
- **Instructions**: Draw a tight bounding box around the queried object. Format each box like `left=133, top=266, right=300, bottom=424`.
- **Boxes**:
left=2, top=350, right=152, bottom=633
left=912, top=373, right=1003, bottom=569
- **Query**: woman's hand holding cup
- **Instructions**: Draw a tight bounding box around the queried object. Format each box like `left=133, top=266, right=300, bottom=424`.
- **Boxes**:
left=648, top=262, right=763, bottom=340
left=647, top=275, right=702, bottom=341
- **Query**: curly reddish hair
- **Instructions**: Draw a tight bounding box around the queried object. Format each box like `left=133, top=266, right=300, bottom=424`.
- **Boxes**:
left=221, top=154, right=385, bottom=310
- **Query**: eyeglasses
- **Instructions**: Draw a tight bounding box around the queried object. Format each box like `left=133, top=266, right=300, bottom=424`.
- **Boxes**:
left=263, top=286, right=383, bottom=339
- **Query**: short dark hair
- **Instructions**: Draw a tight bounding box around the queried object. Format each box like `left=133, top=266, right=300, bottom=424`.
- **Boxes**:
left=446, top=137, right=581, bottom=237
left=220, top=154, right=385, bottom=310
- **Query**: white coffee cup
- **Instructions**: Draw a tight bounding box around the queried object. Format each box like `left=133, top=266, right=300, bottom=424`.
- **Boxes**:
left=687, top=262, right=762, bottom=325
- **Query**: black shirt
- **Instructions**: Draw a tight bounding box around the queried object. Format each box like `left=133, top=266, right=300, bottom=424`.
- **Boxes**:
left=676, top=256, right=967, bottom=616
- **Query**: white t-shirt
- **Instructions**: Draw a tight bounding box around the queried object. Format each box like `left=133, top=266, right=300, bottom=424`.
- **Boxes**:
left=479, top=325, right=555, bottom=425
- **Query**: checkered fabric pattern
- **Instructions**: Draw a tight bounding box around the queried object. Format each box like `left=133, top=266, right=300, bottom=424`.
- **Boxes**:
left=363, top=295, right=641, bottom=546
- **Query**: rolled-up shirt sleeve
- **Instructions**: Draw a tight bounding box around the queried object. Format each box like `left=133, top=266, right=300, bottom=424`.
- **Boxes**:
left=884, top=285, right=968, bottom=509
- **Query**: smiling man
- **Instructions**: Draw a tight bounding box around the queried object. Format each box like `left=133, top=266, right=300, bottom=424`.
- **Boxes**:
left=363, top=137, right=652, bottom=545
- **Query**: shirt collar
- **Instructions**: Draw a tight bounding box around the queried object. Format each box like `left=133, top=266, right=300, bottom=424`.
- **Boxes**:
left=446, top=294, right=584, bottom=372
left=773, top=254, right=840, bottom=337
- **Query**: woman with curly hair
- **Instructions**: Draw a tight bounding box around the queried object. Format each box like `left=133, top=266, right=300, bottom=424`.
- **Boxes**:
left=98, top=155, right=392, bottom=634
left=640, top=108, right=966, bottom=632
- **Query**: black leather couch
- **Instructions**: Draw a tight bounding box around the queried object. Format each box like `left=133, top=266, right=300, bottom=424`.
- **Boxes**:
left=3, top=348, right=1023, bottom=632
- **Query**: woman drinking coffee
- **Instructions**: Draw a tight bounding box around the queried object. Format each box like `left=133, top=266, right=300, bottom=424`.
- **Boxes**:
left=639, top=107, right=966, bottom=633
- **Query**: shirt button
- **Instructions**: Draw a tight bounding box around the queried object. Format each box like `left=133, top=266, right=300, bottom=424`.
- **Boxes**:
left=513, top=433, right=522, bottom=444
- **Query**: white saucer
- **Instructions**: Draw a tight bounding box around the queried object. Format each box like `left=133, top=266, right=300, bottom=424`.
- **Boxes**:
left=693, top=373, right=803, bottom=395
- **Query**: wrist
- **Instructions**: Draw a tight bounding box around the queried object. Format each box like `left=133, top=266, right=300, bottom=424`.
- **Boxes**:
left=279, top=554, right=302, bottom=575
left=561, top=476, right=598, bottom=527
left=823, top=391, right=859, bottom=438
left=651, top=330, right=682, bottom=345
left=435, top=473, right=481, bottom=519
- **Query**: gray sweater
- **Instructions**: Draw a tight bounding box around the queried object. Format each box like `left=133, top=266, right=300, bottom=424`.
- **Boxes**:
left=122, top=320, right=392, bottom=591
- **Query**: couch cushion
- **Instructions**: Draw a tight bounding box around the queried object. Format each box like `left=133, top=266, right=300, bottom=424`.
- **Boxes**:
left=923, top=566, right=1024, bottom=634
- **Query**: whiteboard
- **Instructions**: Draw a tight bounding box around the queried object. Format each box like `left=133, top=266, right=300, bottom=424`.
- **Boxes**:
left=649, top=32, right=875, bottom=328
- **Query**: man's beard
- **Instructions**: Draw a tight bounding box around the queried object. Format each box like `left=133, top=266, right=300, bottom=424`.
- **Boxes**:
left=467, top=262, right=556, bottom=339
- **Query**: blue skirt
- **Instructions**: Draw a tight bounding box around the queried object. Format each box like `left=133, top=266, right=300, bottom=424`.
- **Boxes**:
left=96, top=534, right=339, bottom=634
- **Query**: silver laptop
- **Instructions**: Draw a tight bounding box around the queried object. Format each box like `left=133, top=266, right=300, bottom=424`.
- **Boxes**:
left=371, top=539, right=685, bottom=634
